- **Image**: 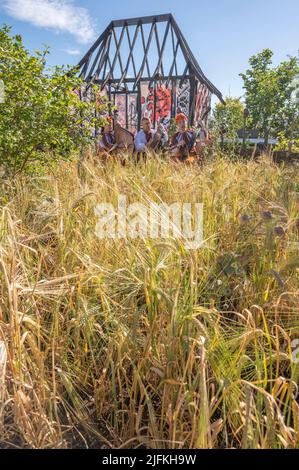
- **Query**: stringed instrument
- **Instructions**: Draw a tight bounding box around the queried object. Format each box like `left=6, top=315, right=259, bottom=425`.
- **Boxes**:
left=170, top=107, right=212, bottom=160
left=149, top=125, right=164, bottom=151
left=170, top=131, right=193, bottom=159
left=112, top=120, right=135, bottom=155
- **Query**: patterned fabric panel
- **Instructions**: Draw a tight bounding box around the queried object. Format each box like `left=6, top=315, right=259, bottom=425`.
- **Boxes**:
left=155, top=84, right=172, bottom=124
left=140, top=82, right=155, bottom=122
left=128, top=94, right=138, bottom=133
left=115, top=94, right=127, bottom=127
left=175, top=80, right=190, bottom=118
left=194, top=82, right=211, bottom=126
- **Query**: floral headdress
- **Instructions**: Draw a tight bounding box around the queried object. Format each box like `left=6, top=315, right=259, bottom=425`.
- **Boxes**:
left=175, top=113, right=188, bottom=123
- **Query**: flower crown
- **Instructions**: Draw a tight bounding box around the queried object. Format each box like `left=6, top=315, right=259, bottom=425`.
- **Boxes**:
left=175, top=113, right=188, bottom=123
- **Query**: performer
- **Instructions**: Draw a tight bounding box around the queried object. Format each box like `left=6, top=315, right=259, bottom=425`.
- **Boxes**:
left=98, top=117, right=116, bottom=153
left=134, top=117, right=156, bottom=153
left=135, top=117, right=169, bottom=153
left=170, top=113, right=195, bottom=159
left=113, top=110, right=135, bottom=155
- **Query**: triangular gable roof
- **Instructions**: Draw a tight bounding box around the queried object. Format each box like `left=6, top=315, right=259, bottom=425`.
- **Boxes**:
left=77, top=13, right=224, bottom=103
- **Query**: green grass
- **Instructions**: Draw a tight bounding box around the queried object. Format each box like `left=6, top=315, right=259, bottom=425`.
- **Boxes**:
left=0, top=153, right=299, bottom=448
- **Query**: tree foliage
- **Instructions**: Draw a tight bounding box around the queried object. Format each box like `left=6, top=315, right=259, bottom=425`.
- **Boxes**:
left=211, top=96, right=244, bottom=141
left=0, top=25, right=108, bottom=175
left=240, top=49, right=299, bottom=145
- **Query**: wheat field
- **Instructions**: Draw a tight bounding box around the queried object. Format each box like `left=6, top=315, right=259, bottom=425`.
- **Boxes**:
left=0, top=153, right=299, bottom=448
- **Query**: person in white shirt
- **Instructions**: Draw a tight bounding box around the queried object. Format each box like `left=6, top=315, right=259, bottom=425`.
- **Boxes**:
left=134, top=117, right=156, bottom=153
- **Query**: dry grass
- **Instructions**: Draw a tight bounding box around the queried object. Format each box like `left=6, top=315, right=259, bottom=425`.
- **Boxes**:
left=0, top=153, right=299, bottom=448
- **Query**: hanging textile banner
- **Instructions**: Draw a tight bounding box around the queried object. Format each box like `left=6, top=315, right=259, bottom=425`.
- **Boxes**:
left=140, top=82, right=172, bottom=127
left=96, top=86, right=108, bottom=107
left=128, top=94, right=138, bottom=133
left=114, top=94, right=127, bottom=127
left=140, top=82, right=154, bottom=122
left=155, top=84, right=172, bottom=124
left=194, top=82, right=211, bottom=126
left=175, top=80, right=190, bottom=118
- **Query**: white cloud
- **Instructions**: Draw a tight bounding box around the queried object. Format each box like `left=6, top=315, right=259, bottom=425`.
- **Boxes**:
left=2, top=0, right=96, bottom=44
left=62, top=48, right=81, bottom=56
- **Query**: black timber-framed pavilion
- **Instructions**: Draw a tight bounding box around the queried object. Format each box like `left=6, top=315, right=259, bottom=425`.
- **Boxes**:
left=77, top=13, right=224, bottom=133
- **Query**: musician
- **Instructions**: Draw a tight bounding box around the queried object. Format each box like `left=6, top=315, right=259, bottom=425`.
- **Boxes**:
left=134, top=117, right=156, bottom=153
left=98, top=117, right=116, bottom=152
left=171, top=113, right=195, bottom=159
left=113, top=111, right=135, bottom=155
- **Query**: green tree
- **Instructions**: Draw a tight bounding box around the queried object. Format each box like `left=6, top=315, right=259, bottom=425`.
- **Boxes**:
left=211, top=97, right=244, bottom=144
left=240, top=49, right=299, bottom=146
left=0, top=25, right=108, bottom=175
left=275, top=75, right=299, bottom=151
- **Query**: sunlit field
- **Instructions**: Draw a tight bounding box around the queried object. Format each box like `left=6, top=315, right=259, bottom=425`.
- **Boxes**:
left=0, top=153, right=299, bottom=448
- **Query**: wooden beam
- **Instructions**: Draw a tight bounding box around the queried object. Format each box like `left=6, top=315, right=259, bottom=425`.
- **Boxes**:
left=166, top=38, right=180, bottom=87
left=140, top=23, right=151, bottom=78
left=77, top=22, right=112, bottom=70
left=179, top=64, right=189, bottom=88
left=102, top=52, right=115, bottom=86
left=101, top=33, right=112, bottom=81
left=152, top=19, right=171, bottom=79
left=80, top=52, right=93, bottom=79
left=109, top=25, right=126, bottom=78
left=189, top=75, right=196, bottom=125
left=122, top=23, right=139, bottom=79
left=112, top=27, right=125, bottom=75
left=170, top=25, right=178, bottom=76
left=118, top=22, right=140, bottom=88
left=112, top=14, right=171, bottom=28
left=86, top=40, right=105, bottom=80
left=107, top=55, right=114, bottom=79
left=94, top=74, right=191, bottom=85
left=154, top=23, right=164, bottom=77
left=133, top=21, right=156, bottom=90
left=92, top=32, right=112, bottom=80
left=111, top=25, right=129, bottom=91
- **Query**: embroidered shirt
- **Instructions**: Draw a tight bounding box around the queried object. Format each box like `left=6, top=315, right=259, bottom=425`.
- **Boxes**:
left=134, top=129, right=155, bottom=152
left=99, top=132, right=115, bottom=149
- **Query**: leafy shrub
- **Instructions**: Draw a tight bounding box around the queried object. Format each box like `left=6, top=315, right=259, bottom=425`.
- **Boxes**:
left=211, top=97, right=244, bottom=142
left=240, top=49, right=299, bottom=146
left=0, top=25, right=108, bottom=175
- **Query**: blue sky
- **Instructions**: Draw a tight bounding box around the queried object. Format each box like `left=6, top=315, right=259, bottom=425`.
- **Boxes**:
left=0, top=0, right=298, bottom=101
